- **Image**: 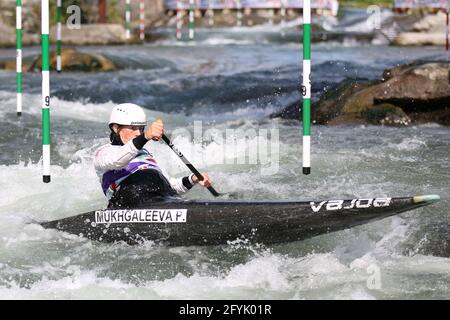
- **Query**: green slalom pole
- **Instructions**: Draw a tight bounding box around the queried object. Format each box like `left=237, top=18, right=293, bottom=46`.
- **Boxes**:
left=42, top=0, right=51, bottom=183
left=302, top=0, right=311, bottom=175
left=16, top=0, right=22, bottom=116
left=56, top=0, right=62, bottom=72
left=125, top=0, right=131, bottom=40
left=189, top=0, right=194, bottom=40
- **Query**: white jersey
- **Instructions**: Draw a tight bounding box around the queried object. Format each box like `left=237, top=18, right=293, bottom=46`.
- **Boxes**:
left=94, top=140, right=192, bottom=199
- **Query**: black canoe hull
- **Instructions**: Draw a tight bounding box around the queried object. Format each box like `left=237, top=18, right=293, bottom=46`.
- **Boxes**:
left=40, top=195, right=440, bottom=246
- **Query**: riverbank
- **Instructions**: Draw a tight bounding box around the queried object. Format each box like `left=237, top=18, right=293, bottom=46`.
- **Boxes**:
left=2, top=3, right=449, bottom=48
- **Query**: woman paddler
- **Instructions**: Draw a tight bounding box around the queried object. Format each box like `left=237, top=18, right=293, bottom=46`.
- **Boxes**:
left=94, top=103, right=212, bottom=208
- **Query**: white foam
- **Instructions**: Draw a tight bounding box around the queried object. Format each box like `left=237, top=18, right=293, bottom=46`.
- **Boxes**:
left=0, top=159, right=104, bottom=222
left=387, top=137, right=428, bottom=151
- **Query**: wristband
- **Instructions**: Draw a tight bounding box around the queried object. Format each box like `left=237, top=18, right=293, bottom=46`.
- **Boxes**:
left=132, top=133, right=149, bottom=150
left=189, top=173, right=196, bottom=185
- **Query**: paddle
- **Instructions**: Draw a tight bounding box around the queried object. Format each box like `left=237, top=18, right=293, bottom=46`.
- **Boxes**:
left=161, top=134, right=221, bottom=197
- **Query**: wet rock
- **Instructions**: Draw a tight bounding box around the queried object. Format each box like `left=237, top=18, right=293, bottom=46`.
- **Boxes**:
left=25, top=48, right=118, bottom=72
left=365, top=104, right=411, bottom=126
left=315, top=80, right=381, bottom=124
left=0, top=55, right=35, bottom=72
left=270, top=80, right=376, bottom=122
left=393, top=11, right=449, bottom=46
left=394, top=32, right=448, bottom=46
left=375, top=62, right=450, bottom=116
left=269, top=100, right=301, bottom=120
left=270, top=61, right=450, bottom=126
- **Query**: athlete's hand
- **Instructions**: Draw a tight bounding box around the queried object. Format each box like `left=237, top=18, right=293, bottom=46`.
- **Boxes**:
left=145, top=119, right=164, bottom=141
left=192, top=172, right=212, bottom=188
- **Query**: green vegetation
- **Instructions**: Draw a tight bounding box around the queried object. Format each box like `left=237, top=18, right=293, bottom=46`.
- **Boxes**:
left=107, top=0, right=122, bottom=24
left=339, top=0, right=392, bottom=8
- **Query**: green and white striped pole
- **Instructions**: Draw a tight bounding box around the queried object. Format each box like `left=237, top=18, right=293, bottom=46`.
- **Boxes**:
left=189, top=0, right=195, bottom=40
left=42, top=0, right=51, bottom=183
left=16, top=0, right=22, bottom=116
left=125, top=0, right=131, bottom=40
left=302, top=0, right=311, bottom=175
left=56, top=0, right=62, bottom=72
left=236, top=0, right=242, bottom=27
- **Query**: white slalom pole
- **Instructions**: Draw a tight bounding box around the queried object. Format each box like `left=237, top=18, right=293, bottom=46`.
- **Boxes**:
left=281, top=0, right=286, bottom=29
left=42, top=0, right=51, bottom=183
left=208, top=0, right=214, bottom=26
left=446, top=0, right=449, bottom=52
left=139, top=0, right=145, bottom=41
left=302, top=0, right=311, bottom=175
left=16, top=0, right=22, bottom=116
left=189, top=0, right=195, bottom=40
left=176, top=0, right=183, bottom=40
left=269, top=8, right=274, bottom=25
left=236, top=0, right=242, bottom=27
left=125, top=0, right=131, bottom=40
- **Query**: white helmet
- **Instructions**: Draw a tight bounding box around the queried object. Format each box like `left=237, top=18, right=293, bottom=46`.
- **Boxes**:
left=109, top=103, right=146, bottom=128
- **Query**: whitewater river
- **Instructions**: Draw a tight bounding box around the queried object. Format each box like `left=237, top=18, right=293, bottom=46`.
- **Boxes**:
left=0, top=10, right=449, bottom=299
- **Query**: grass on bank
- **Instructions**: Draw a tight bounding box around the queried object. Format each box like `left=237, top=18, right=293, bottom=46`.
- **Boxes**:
left=339, top=0, right=393, bottom=8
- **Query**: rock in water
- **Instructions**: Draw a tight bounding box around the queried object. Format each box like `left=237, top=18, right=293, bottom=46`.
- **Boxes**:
left=380, top=62, right=450, bottom=108
left=365, top=104, right=411, bottom=126
left=270, top=62, right=450, bottom=126
left=27, top=48, right=118, bottom=72
left=393, top=12, right=449, bottom=46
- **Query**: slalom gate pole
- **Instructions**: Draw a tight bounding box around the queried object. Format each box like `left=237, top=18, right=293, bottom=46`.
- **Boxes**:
left=125, top=0, right=131, bottom=40
left=236, top=0, right=242, bottom=27
left=16, top=0, right=22, bottom=116
left=302, top=0, right=311, bottom=175
left=281, top=0, right=286, bottom=29
left=446, top=1, right=449, bottom=51
left=42, top=0, right=51, bottom=183
left=139, top=0, right=145, bottom=41
left=56, top=0, right=62, bottom=72
left=176, top=0, right=183, bottom=40
left=189, top=0, right=195, bottom=40
left=269, top=8, right=274, bottom=24
left=208, top=0, right=214, bottom=26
